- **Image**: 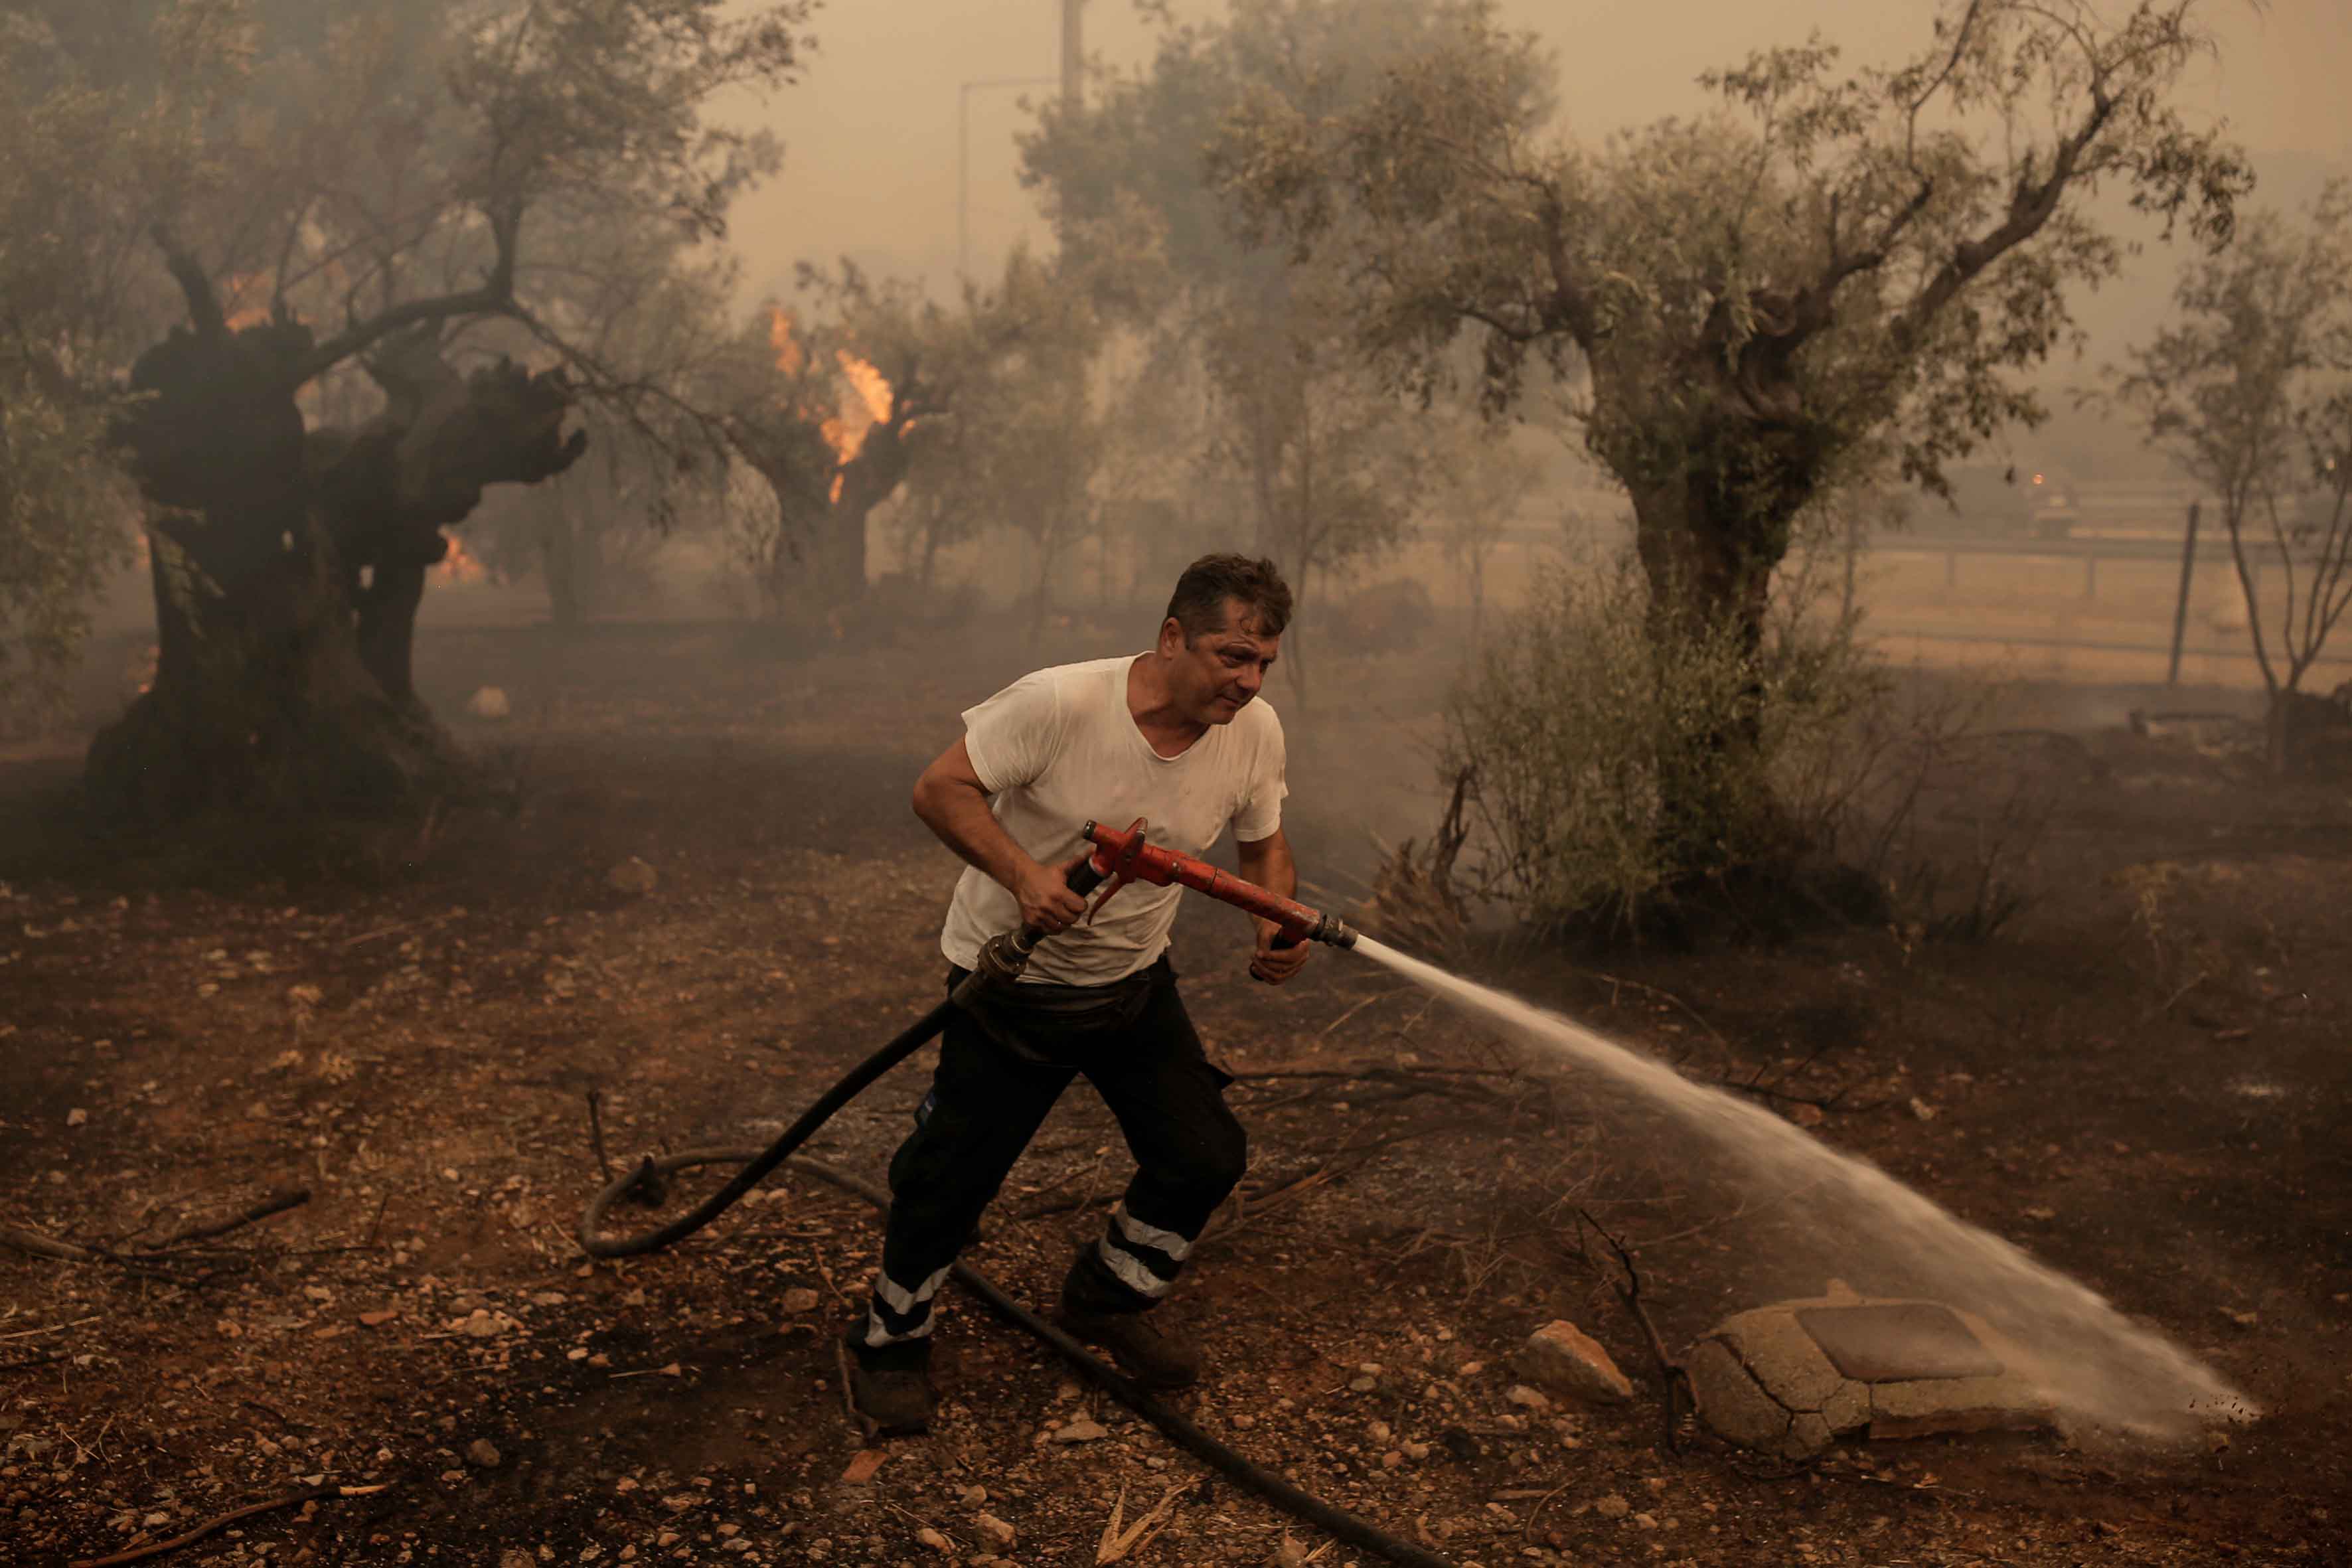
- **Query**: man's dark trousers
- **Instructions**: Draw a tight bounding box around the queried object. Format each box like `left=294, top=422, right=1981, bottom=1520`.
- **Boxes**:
left=854, top=956, right=1246, bottom=1352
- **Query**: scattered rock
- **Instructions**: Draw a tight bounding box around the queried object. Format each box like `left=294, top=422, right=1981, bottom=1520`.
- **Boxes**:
left=65, top=1108, right=87, bottom=1127
left=1908, top=1097, right=1938, bottom=1122
left=1051, top=1418, right=1108, bottom=1443
left=358, top=1309, right=400, bottom=1328
left=841, top=1450, right=886, bottom=1484
left=1516, top=1321, right=1634, bottom=1406
left=466, top=686, right=512, bottom=720
left=1594, top=1495, right=1632, bottom=1520
left=915, top=1528, right=951, bottom=1554
left=960, top=1486, right=988, bottom=1509
left=467, top=1439, right=503, bottom=1469
left=975, top=1514, right=1015, bottom=1547
left=781, top=1288, right=822, bottom=1314
left=1505, top=1383, right=1552, bottom=1411
left=607, top=857, right=659, bottom=897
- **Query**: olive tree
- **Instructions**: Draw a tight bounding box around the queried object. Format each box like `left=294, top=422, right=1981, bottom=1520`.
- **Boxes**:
left=1213, top=0, right=2250, bottom=650
left=74, top=0, right=810, bottom=824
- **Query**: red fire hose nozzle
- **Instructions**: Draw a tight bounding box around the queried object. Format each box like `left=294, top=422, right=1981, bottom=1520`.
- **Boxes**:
left=1080, top=819, right=1359, bottom=950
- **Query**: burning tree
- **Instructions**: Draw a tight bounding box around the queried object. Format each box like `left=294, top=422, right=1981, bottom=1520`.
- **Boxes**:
left=729, top=254, right=1103, bottom=628
left=734, top=284, right=929, bottom=619
left=2120, top=183, right=2352, bottom=774
left=54, top=0, right=811, bottom=824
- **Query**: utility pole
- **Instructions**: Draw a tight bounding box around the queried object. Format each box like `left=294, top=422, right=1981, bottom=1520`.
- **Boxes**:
left=957, top=5, right=1084, bottom=283
left=2167, top=499, right=2201, bottom=684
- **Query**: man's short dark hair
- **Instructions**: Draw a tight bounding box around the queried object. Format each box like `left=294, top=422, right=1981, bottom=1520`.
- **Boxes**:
left=1165, top=554, right=1293, bottom=641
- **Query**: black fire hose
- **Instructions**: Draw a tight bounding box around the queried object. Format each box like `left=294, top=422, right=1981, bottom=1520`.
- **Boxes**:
left=575, top=998, right=954, bottom=1259
left=572, top=856, right=1457, bottom=1568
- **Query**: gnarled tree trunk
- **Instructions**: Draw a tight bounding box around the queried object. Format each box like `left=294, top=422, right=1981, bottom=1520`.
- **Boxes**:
left=90, top=307, right=584, bottom=826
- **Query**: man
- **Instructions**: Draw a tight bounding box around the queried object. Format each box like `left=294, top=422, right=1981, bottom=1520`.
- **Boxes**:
left=845, top=554, right=1308, bottom=1435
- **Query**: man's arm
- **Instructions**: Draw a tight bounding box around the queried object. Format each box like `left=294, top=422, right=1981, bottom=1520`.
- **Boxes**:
left=912, top=738, right=1087, bottom=934
left=1236, top=827, right=1310, bottom=985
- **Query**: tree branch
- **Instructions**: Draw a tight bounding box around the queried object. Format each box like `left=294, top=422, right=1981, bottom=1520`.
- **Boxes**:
left=152, top=229, right=225, bottom=340
left=294, top=197, right=526, bottom=384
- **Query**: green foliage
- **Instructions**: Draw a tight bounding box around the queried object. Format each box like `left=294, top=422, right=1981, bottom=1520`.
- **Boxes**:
left=1213, top=0, right=2253, bottom=630
left=1021, top=1, right=1535, bottom=606
left=1444, top=554, right=1883, bottom=933
left=0, top=2, right=240, bottom=718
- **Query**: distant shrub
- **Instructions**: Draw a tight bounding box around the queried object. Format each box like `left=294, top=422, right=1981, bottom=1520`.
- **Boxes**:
left=1440, top=554, right=1884, bottom=934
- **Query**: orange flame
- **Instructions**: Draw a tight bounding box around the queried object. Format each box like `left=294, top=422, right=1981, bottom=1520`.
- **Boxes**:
left=767, top=307, right=806, bottom=379
left=767, top=309, right=894, bottom=495
left=220, top=273, right=272, bottom=333
left=435, top=534, right=486, bottom=586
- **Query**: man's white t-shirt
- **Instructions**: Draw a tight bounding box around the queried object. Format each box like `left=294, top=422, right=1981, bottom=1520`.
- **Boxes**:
left=939, top=654, right=1288, bottom=986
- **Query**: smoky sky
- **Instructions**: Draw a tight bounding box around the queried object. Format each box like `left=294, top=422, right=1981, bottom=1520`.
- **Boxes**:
left=726, top=0, right=2350, bottom=313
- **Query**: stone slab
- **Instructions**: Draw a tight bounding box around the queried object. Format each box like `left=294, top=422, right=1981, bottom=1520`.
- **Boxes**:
left=1796, top=1302, right=2006, bottom=1383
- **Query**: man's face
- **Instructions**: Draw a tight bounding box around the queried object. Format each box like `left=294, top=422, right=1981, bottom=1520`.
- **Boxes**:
left=1165, top=597, right=1281, bottom=724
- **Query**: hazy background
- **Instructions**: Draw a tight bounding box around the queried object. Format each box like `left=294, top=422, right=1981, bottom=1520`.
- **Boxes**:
left=731, top=0, right=2351, bottom=337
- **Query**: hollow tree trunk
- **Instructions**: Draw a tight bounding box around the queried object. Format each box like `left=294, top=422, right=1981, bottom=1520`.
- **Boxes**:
left=90, top=311, right=583, bottom=826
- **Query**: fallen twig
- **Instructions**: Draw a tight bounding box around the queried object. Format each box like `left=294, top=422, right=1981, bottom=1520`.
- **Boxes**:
left=1575, top=1209, right=1691, bottom=1456
left=0, top=1315, right=100, bottom=1341
left=151, top=1190, right=309, bottom=1250
left=586, top=1089, right=617, bottom=1184
left=0, top=1225, right=101, bottom=1263
left=68, top=1481, right=391, bottom=1568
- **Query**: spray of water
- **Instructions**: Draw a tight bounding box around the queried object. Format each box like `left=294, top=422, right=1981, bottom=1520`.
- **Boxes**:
left=1350, top=935, right=2254, bottom=1441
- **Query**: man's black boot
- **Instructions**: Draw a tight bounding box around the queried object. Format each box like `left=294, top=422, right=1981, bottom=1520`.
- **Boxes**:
left=844, top=1330, right=935, bottom=1437
left=1054, top=1251, right=1204, bottom=1389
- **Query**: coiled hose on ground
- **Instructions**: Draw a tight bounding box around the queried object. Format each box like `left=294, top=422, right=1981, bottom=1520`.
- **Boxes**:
left=576, top=996, right=1456, bottom=1568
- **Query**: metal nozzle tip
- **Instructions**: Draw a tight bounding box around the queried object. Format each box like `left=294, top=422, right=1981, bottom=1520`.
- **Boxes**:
left=1318, top=917, right=1359, bottom=950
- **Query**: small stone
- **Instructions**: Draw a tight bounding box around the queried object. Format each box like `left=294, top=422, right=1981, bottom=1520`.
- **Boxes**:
left=781, top=1288, right=821, bottom=1315
left=466, top=686, right=512, bottom=720
left=1348, top=1377, right=1377, bottom=1393
left=2222, top=1308, right=2258, bottom=1328
left=960, top=1486, right=987, bottom=1508
left=462, top=1310, right=503, bottom=1339
left=502, top=1551, right=536, bottom=1568
left=1380, top=1450, right=1404, bottom=1470
left=1633, top=1512, right=1659, bottom=1529
left=1052, top=1419, right=1108, bottom=1443
left=975, top=1513, right=1015, bottom=1547
left=916, top=1528, right=951, bottom=1554
left=842, top=1450, right=887, bottom=1484
left=1505, top=1385, right=1551, bottom=1411
left=66, top=1109, right=87, bottom=1127
left=1594, top=1496, right=1632, bottom=1520
left=467, top=1439, right=503, bottom=1469
left=1516, top=1322, right=1633, bottom=1406
left=607, top=858, right=659, bottom=896
left=1908, top=1097, right=1938, bottom=1121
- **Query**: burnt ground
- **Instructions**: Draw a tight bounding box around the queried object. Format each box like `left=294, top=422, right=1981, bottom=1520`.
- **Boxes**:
left=1, top=612, right=2347, bottom=1568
